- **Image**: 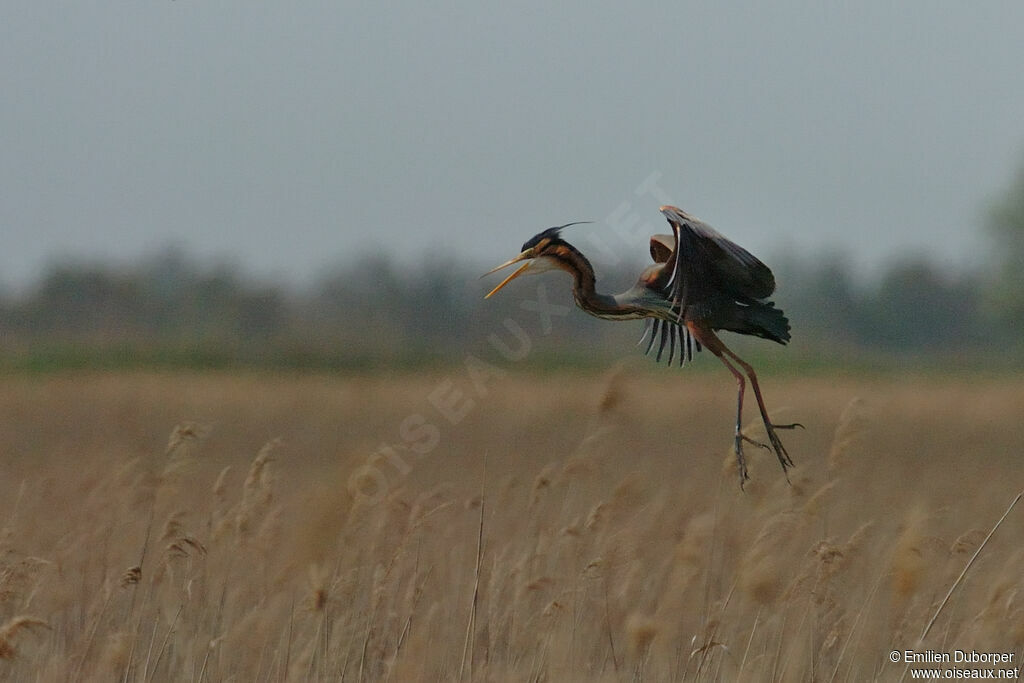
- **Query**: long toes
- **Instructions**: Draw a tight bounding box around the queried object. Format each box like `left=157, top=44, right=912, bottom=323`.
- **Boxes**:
left=772, top=441, right=794, bottom=465
left=741, top=435, right=771, bottom=451
left=733, top=440, right=750, bottom=489
left=776, top=448, right=795, bottom=469
left=771, top=422, right=805, bottom=431
left=769, top=440, right=794, bottom=474
left=767, top=434, right=794, bottom=467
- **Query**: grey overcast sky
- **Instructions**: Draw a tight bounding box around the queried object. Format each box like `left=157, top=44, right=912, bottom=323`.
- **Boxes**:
left=2, top=2, right=1023, bottom=290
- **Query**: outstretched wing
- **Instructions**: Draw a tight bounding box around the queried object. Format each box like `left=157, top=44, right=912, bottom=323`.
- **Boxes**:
left=660, top=205, right=775, bottom=314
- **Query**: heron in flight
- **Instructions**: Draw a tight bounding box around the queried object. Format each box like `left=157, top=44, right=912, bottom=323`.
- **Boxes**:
left=482, top=205, right=801, bottom=486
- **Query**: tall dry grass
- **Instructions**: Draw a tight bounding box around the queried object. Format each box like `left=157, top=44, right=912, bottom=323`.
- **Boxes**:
left=0, top=369, right=1021, bottom=680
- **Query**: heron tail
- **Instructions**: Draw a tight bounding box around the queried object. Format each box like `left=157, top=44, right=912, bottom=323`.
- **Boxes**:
left=733, top=301, right=791, bottom=345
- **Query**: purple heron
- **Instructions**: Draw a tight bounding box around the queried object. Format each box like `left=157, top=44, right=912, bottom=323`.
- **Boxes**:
left=482, top=205, right=801, bottom=486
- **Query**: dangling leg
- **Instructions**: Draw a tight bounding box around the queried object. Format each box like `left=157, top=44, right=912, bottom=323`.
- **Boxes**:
left=686, top=321, right=765, bottom=487
left=721, top=353, right=750, bottom=485
left=721, top=347, right=803, bottom=478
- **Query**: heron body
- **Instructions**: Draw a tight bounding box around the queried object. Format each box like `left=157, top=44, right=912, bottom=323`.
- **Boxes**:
left=483, top=205, right=801, bottom=486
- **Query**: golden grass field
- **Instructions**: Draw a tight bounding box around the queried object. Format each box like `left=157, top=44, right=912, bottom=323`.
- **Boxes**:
left=0, top=368, right=1022, bottom=681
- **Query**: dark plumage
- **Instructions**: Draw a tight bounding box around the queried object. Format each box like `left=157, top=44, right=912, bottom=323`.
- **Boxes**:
left=660, top=206, right=790, bottom=345
left=483, top=205, right=802, bottom=486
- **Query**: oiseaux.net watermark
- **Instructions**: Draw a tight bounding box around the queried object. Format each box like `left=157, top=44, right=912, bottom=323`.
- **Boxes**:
left=346, top=172, right=677, bottom=506
left=894, top=649, right=1018, bottom=679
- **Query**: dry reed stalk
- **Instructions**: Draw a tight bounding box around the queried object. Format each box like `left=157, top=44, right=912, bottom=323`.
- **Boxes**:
left=73, top=583, right=115, bottom=681
left=212, top=465, right=232, bottom=501
left=741, top=512, right=802, bottom=605
left=818, top=397, right=868, bottom=537
left=386, top=565, right=434, bottom=683
left=280, top=597, right=295, bottom=683
left=699, top=475, right=726, bottom=641
left=354, top=493, right=433, bottom=680
left=0, top=480, right=28, bottom=550
left=769, top=608, right=790, bottom=683
left=6, top=372, right=1024, bottom=680
left=140, top=612, right=161, bottom=682
left=163, top=422, right=210, bottom=457
left=235, top=438, right=281, bottom=542
left=827, top=397, right=867, bottom=474
left=302, top=605, right=330, bottom=682
left=159, top=510, right=186, bottom=545
left=843, top=521, right=873, bottom=557
left=890, top=505, right=928, bottom=601
left=802, top=480, right=838, bottom=518
left=774, top=591, right=815, bottom=683
left=243, top=438, right=280, bottom=493
left=595, top=363, right=625, bottom=417
left=307, top=564, right=329, bottom=613
left=101, top=631, right=132, bottom=673
left=458, top=461, right=486, bottom=682
left=529, top=463, right=557, bottom=509
left=950, top=528, right=987, bottom=556
left=626, top=612, right=659, bottom=661
left=602, top=576, right=620, bottom=674
left=827, top=564, right=886, bottom=683
left=736, top=607, right=761, bottom=680
left=196, top=637, right=217, bottom=683
left=145, top=604, right=182, bottom=682
left=916, top=490, right=1022, bottom=643
left=208, top=465, right=234, bottom=541
left=693, top=579, right=737, bottom=679
left=120, top=565, right=142, bottom=588
left=160, top=422, right=210, bottom=486
left=0, top=616, right=50, bottom=660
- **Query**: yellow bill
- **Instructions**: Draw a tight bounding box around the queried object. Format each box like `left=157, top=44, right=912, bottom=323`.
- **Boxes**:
left=482, top=252, right=533, bottom=298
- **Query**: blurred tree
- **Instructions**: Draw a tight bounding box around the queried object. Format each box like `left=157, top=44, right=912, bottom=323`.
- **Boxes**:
left=233, top=287, right=288, bottom=342
left=309, top=255, right=406, bottom=354
left=0, top=239, right=1004, bottom=369
left=985, top=163, right=1024, bottom=334
left=862, top=258, right=981, bottom=351
left=774, top=252, right=862, bottom=347
left=30, top=265, right=143, bottom=337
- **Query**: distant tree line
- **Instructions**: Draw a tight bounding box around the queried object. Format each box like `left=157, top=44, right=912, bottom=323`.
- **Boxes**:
left=1, top=168, right=1022, bottom=371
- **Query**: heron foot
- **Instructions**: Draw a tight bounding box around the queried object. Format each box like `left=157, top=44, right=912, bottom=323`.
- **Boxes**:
left=732, top=432, right=750, bottom=489
left=741, top=434, right=772, bottom=451
left=763, top=422, right=804, bottom=479
left=733, top=423, right=804, bottom=489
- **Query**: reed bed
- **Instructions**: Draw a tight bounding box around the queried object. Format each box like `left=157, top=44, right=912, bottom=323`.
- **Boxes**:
left=0, top=370, right=1021, bottom=681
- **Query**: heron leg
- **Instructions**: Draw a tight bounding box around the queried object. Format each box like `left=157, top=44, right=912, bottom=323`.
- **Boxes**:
left=686, top=320, right=797, bottom=487
left=686, top=322, right=751, bottom=486
left=716, top=352, right=750, bottom=486
left=721, top=347, right=803, bottom=479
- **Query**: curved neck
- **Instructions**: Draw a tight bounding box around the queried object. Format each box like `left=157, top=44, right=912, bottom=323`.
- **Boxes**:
left=557, top=243, right=628, bottom=317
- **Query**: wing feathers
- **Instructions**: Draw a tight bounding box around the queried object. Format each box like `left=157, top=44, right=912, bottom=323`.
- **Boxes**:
left=659, top=206, right=776, bottom=313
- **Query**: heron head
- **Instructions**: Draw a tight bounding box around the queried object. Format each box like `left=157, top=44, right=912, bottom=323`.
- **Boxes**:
left=481, top=222, right=591, bottom=299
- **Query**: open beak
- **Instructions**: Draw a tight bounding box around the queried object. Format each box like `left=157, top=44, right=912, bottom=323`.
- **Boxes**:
left=481, top=250, right=533, bottom=299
